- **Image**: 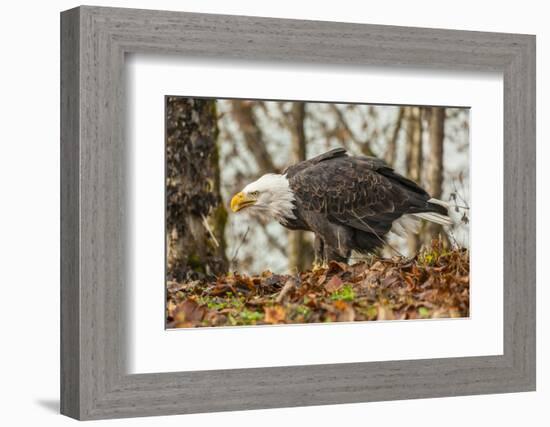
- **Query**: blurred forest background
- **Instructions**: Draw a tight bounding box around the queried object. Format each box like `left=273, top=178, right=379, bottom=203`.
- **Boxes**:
left=166, top=97, right=469, bottom=282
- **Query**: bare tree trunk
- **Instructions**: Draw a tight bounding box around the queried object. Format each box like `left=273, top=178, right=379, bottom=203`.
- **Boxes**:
left=290, top=102, right=307, bottom=162
left=406, top=106, right=423, bottom=183
left=427, top=107, right=445, bottom=199
left=166, top=97, right=228, bottom=282
left=287, top=102, right=312, bottom=271
left=385, top=107, right=404, bottom=166
left=229, top=100, right=278, bottom=173
left=424, top=107, right=449, bottom=247
left=405, top=106, right=423, bottom=254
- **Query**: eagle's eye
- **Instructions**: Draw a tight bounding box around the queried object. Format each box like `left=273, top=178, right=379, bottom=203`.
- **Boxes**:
left=250, top=191, right=260, bottom=198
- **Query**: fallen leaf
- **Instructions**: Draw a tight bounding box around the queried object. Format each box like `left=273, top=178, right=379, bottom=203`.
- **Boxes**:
left=370, top=261, right=385, bottom=271
left=166, top=299, right=177, bottom=318
left=335, top=302, right=355, bottom=322
left=324, top=275, right=344, bottom=292
left=376, top=304, right=395, bottom=321
left=275, top=278, right=296, bottom=303
left=264, top=306, right=286, bottom=324
left=173, top=299, right=206, bottom=323
left=381, top=274, right=400, bottom=288
left=327, top=260, right=347, bottom=274
left=316, top=273, right=327, bottom=286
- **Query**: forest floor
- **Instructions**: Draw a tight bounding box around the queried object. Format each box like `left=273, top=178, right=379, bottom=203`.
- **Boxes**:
left=166, top=241, right=470, bottom=328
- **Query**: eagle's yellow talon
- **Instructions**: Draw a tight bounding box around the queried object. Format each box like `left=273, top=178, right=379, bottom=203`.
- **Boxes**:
left=312, top=261, right=327, bottom=272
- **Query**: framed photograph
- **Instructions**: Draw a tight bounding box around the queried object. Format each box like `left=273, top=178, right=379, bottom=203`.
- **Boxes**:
left=61, top=6, right=535, bottom=420
left=164, top=96, right=470, bottom=329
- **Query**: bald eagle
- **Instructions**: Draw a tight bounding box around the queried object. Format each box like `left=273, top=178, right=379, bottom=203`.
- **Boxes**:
left=230, top=148, right=452, bottom=266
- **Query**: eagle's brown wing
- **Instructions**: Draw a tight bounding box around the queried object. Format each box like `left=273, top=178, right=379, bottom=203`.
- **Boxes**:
left=287, top=152, right=442, bottom=236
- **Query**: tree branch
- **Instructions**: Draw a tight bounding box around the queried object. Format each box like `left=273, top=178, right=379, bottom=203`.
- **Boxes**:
left=385, top=107, right=404, bottom=166
left=229, top=100, right=278, bottom=173
left=330, top=105, right=374, bottom=156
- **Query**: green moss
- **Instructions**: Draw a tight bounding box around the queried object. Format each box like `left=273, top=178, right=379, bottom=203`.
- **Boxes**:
left=418, top=240, right=453, bottom=266
left=206, top=300, right=227, bottom=310
left=330, top=284, right=356, bottom=302
left=239, top=310, right=264, bottom=324
left=366, top=305, right=378, bottom=319
left=197, top=293, right=246, bottom=311
left=211, top=204, right=228, bottom=234
left=419, top=252, right=436, bottom=266
left=295, top=305, right=311, bottom=317
left=227, top=314, right=238, bottom=326
left=187, top=253, right=205, bottom=273
left=418, top=306, right=431, bottom=318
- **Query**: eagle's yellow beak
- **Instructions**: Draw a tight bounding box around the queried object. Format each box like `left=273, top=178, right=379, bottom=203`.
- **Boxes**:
left=231, top=191, right=256, bottom=212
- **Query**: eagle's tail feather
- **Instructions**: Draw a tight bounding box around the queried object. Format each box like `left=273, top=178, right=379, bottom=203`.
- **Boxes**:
left=413, top=211, right=453, bottom=226
left=427, top=198, right=450, bottom=209
left=390, top=215, right=421, bottom=237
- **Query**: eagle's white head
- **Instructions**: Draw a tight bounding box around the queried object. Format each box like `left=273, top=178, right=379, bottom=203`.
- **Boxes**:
left=230, top=173, right=296, bottom=224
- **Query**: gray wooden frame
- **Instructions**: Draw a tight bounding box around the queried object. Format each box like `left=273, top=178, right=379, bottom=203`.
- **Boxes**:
left=60, top=5, right=536, bottom=420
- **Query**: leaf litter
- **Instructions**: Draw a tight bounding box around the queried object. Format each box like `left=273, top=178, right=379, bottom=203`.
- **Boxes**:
left=167, top=241, right=469, bottom=328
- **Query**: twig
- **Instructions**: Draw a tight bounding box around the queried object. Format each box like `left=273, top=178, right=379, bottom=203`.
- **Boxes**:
left=451, top=178, right=470, bottom=209
left=201, top=214, right=219, bottom=248
left=261, top=222, right=287, bottom=254
left=329, top=105, right=374, bottom=156
left=230, top=227, right=250, bottom=268
left=276, top=277, right=297, bottom=303
left=385, top=107, right=404, bottom=165
left=449, top=204, right=470, bottom=210
left=446, top=227, right=459, bottom=249
left=230, top=101, right=279, bottom=173
left=351, top=210, right=406, bottom=258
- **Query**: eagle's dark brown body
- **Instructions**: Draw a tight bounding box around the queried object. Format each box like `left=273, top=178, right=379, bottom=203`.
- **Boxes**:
left=281, top=148, right=449, bottom=263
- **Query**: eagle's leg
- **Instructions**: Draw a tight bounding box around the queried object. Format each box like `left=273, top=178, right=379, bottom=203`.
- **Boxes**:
left=324, top=245, right=349, bottom=264
left=324, top=227, right=352, bottom=264
left=312, top=236, right=325, bottom=271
